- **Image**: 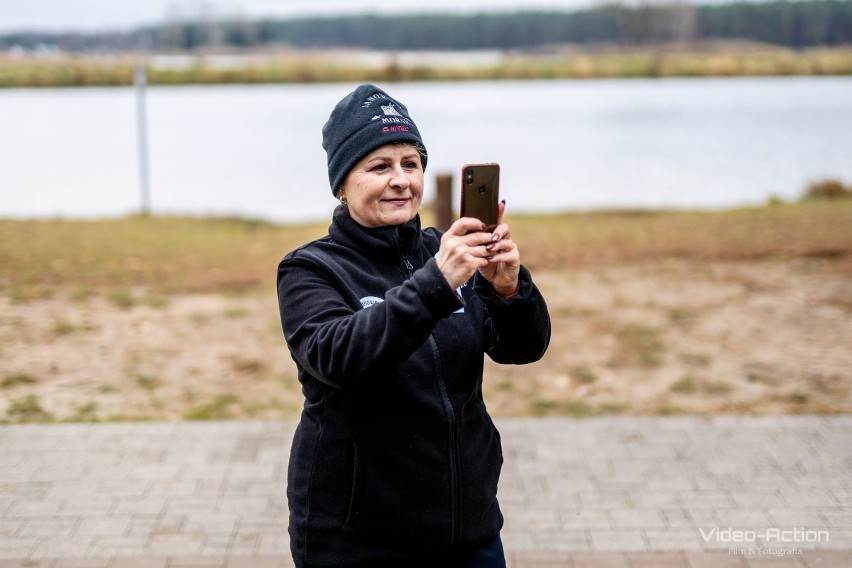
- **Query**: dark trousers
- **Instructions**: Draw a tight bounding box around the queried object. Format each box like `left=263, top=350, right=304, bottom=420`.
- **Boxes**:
left=295, top=533, right=506, bottom=568
left=446, top=533, right=506, bottom=568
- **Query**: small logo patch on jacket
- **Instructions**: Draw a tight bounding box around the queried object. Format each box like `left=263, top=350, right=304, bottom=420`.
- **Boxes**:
left=359, top=296, right=384, bottom=309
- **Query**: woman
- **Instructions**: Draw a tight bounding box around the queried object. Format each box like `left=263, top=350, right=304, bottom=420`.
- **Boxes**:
left=277, top=84, right=551, bottom=568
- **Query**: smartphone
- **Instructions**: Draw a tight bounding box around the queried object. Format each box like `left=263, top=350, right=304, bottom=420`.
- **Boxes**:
left=460, top=163, right=500, bottom=231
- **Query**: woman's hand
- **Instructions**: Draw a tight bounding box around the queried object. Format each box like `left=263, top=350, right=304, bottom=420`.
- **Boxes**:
left=438, top=202, right=521, bottom=296
left=477, top=201, right=520, bottom=296
left=437, top=218, right=496, bottom=290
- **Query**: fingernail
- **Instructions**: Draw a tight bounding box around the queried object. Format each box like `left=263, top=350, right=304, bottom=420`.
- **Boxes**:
left=501, top=199, right=506, bottom=205
left=481, top=223, right=487, bottom=230
left=486, top=244, right=495, bottom=251
left=491, top=233, right=500, bottom=242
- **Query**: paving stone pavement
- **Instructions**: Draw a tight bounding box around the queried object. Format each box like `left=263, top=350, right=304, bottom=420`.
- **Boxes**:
left=1, top=416, right=850, bottom=567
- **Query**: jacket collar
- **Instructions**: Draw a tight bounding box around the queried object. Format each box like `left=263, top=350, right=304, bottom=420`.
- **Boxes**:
left=328, top=206, right=422, bottom=261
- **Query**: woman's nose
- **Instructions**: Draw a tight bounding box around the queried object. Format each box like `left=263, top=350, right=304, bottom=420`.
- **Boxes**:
left=389, top=165, right=411, bottom=189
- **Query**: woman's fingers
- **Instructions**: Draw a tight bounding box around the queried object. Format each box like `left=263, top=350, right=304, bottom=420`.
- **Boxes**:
left=439, top=226, right=492, bottom=289
left=449, top=216, right=488, bottom=236
left=488, top=222, right=511, bottom=244
left=439, top=214, right=520, bottom=290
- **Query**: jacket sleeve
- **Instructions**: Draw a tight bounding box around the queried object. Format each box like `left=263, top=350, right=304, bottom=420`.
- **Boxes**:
left=472, top=265, right=551, bottom=365
left=278, top=255, right=463, bottom=389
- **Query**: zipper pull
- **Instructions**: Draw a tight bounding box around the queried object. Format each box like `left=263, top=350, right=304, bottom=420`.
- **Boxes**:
left=402, top=256, right=413, bottom=270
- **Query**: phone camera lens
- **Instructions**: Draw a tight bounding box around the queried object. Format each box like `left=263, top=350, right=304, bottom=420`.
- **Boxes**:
left=478, top=186, right=486, bottom=194
left=466, top=170, right=473, bottom=184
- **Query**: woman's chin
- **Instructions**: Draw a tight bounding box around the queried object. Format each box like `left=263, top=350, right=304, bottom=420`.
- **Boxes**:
left=382, top=207, right=417, bottom=226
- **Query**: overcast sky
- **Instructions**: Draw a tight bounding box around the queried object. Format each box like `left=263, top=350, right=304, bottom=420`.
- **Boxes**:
left=0, top=0, right=610, bottom=33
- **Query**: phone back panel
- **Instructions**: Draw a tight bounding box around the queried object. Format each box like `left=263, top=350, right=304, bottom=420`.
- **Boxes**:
left=461, top=163, right=500, bottom=230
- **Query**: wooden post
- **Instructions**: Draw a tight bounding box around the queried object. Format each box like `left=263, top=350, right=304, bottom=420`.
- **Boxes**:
left=434, top=173, right=453, bottom=231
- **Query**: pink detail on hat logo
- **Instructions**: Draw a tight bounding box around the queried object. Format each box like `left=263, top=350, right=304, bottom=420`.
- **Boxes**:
left=382, top=125, right=409, bottom=133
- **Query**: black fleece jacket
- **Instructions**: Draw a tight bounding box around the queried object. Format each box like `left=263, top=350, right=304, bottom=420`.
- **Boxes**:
left=277, top=209, right=551, bottom=567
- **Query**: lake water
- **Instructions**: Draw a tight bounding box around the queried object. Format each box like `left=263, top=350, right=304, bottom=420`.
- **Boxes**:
left=2, top=78, right=851, bottom=223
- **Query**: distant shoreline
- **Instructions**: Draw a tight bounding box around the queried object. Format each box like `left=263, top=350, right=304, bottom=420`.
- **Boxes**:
left=3, top=44, right=852, bottom=88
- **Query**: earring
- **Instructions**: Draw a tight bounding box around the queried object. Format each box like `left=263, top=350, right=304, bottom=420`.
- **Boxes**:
left=339, top=196, right=347, bottom=205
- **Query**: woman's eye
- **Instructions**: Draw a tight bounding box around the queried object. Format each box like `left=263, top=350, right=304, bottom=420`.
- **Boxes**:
left=404, top=161, right=419, bottom=169
left=371, top=164, right=389, bottom=172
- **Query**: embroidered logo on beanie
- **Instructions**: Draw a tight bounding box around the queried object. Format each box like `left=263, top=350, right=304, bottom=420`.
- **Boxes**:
left=322, top=84, right=427, bottom=197
left=374, top=103, right=403, bottom=119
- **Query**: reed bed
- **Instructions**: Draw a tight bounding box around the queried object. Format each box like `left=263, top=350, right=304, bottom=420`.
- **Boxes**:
left=2, top=45, right=852, bottom=88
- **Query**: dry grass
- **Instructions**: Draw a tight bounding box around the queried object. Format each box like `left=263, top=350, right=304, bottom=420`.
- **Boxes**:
left=0, top=215, right=326, bottom=299
left=2, top=45, right=852, bottom=88
left=2, top=256, right=849, bottom=422
left=1, top=200, right=850, bottom=423
left=511, top=200, right=852, bottom=270
left=2, top=200, right=848, bottom=301
left=481, top=257, right=852, bottom=418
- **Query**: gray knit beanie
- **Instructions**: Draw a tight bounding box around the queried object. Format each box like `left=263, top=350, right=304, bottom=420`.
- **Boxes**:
left=322, top=84, right=427, bottom=196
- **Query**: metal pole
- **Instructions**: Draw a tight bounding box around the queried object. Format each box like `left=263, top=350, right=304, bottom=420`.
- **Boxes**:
left=135, top=64, right=151, bottom=215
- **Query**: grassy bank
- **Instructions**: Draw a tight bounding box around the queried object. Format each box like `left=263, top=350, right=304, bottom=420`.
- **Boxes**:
left=1, top=199, right=850, bottom=302
left=3, top=45, right=852, bottom=88
left=2, top=200, right=850, bottom=422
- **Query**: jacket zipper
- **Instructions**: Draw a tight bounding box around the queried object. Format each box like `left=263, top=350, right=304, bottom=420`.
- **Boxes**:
left=427, top=335, right=462, bottom=546
left=398, top=232, right=461, bottom=544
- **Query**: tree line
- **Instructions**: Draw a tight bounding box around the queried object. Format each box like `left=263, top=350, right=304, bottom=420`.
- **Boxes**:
left=3, top=1, right=851, bottom=52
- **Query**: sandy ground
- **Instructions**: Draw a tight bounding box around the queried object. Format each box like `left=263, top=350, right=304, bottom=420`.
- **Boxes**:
left=1, top=258, right=850, bottom=423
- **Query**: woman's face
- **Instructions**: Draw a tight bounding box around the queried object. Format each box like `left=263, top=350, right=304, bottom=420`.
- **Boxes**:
left=339, top=143, right=424, bottom=228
